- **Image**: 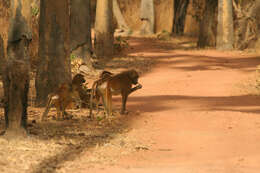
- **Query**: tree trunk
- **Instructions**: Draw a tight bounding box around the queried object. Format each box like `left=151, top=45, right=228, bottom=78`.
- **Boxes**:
left=255, top=0, right=260, bottom=51
left=94, top=0, right=114, bottom=58
left=233, top=0, right=260, bottom=50
left=0, top=0, right=11, bottom=65
left=172, top=0, right=189, bottom=35
left=70, top=0, right=94, bottom=72
left=216, top=0, right=234, bottom=50
left=197, top=0, right=217, bottom=48
left=113, top=0, right=129, bottom=32
left=1, top=0, right=31, bottom=137
left=35, top=0, right=71, bottom=106
left=139, top=0, right=155, bottom=35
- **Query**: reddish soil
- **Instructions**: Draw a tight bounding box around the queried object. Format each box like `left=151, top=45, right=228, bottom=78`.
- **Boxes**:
left=84, top=38, right=260, bottom=173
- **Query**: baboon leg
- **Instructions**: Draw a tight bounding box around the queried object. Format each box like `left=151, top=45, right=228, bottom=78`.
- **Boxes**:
left=101, top=93, right=108, bottom=117
left=95, top=94, right=102, bottom=114
left=106, top=90, right=112, bottom=117
left=121, top=91, right=128, bottom=115
left=56, top=103, right=64, bottom=120
left=101, top=88, right=112, bottom=117
left=89, top=88, right=95, bottom=118
left=60, top=103, right=67, bottom=120
left=41, top=96, right=53, bottom=121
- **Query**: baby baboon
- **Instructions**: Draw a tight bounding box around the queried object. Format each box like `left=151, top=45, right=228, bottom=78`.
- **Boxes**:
left=89, top=69, right=142, bottom=118
left=41, top=74, right=86, bottom=121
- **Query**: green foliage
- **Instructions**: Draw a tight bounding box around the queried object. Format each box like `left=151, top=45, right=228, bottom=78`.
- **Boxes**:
left=128, top=29, right=133, bottom=35
left=96, top=116, right=103, bottom=121
left=114, top=36, right=129, bottom=52
left=157, top=30, right=171, bottom=41
left=70, top=54, right=77, bottom=60
left=31, top=7, right=39, bottom=17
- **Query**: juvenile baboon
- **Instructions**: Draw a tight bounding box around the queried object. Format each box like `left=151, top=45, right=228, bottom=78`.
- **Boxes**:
left=89, top=69, right=142, bottom=118
left=41, top=74, right=86, bottom=121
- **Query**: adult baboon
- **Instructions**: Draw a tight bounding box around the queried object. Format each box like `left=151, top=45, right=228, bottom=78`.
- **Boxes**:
left=89, top=69, right=142, bottom=118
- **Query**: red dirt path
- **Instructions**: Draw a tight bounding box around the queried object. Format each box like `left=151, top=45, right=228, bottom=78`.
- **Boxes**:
left=83, top=38, right=260, bottom=173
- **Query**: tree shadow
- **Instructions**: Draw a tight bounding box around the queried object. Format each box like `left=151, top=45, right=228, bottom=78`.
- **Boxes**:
left=30, top=113, right=136, bottom=173
left=122, top=94, right=260, bottom=114
left=101, top=37, right=260, bottom=75
left=163, top=54, right=260, bottom=73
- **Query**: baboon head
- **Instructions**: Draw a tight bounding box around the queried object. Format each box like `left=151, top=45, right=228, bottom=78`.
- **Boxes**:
left=128, top=69, right=139, bottom=85
left=72, top=73, right=86, bottom=86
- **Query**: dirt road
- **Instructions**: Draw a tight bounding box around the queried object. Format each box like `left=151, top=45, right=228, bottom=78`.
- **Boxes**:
left=1, top=37, right=260, bottom=173
left=85, top=38, right=260, bottom=173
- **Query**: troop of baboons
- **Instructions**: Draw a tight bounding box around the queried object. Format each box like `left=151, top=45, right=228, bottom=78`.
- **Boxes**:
left=42, top=70, right=142, bottom=121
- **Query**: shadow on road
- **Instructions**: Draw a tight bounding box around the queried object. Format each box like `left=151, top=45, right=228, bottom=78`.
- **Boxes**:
left=125, top=94, right=260, bottom=114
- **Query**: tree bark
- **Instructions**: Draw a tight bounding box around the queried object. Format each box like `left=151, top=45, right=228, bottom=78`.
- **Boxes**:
left=35, top=0, right=71, bottom=106
left=172, top=0, right=189, bottom=35
left=113, top=0, right=129, bottom=32
left=94, top=0, right=114, bottom=58
left=255, top=0, right=260, bottom=51
left=216, top=0, right=234, bottom=50
left=1, top=0, right=31, bottom=137
left=70, top=0, right=94, bottom=71
left=0, top=0, right=11, bottom=64
left=197, top=0, right=217, bottom=48
left=233, top=0, right=260, bottom=50
left=139, top=0, right=155, bottom=35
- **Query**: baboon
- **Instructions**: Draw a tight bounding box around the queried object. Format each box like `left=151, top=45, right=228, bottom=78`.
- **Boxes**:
left=89, top=70, right=114, bottom=117
left=75, top=70, right=114, bottom=109
left=89, top=69, right=142, bottom=118
left=41, top=74, right=86, bottom=121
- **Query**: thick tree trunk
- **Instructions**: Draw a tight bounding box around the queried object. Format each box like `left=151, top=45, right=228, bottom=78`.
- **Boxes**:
left=172, top=0, right=189, bottom=35
left=197, top=0, right=217, bottom=48
left=1, top=0, right=31, bottom=137
left=70, top=0, right=94, bottom=72
left=0, top=36, right=4, bottom=75
left=113, top=0, right=129, bottom=32
left=0, top=0, right=11, bottom=64
left=216, top=0, right=234, bottom=50
left=139, top=0, right=155, bottom=35
left=255, top=0, right=260, bottom=51
left=94, top=0, right=114, bottom=58
left=233, top=0, right=260, bottom=50
left=35, top=0, right=71, bottom=106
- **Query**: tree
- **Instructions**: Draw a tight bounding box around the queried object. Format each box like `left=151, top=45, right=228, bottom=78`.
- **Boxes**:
left=172, top=0, right=190, bottom=35
left=139, top=0, right=155, bottom=35
left=256, top=0, right=260, bottom=50
left=0, top=0, right=11, bottom=63
left=70, top=0, right=94, bottom=72
left=1, top=0, right=31, bottom=137
left=113, top=0, right=130, bottom=35
left=197, top=0, right=217, bottom=48
left=94, top=0, right=114, bottom=57
left=233, top=0, right=260, bottom=50
left=216, top=0, right=234, bottom=50
left=35, top=0, right=71, bottom=106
